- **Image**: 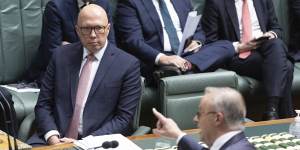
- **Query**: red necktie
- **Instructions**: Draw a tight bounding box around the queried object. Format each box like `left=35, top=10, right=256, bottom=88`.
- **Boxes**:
left=239, top=0, right=252, bottom=59
left=66, top=54, right=95, bottom=139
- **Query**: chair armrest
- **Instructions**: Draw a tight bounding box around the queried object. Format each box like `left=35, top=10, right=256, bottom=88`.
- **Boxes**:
left=18, top=112, right=35, bottom=142
left=131, top=126, right=151, bottom=136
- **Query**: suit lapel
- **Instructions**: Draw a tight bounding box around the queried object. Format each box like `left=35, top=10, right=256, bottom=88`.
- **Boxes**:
left=87, top=43, right=117, bottom=99
left=66, top=0, right=78, bottom=28
left=142, top=0, right=164, bottom=46
left=171, top=0, right=186, bottom=29
left=225, top=0, right=240, bottom=39
left=69, top=43, right=83, bottom=108
left=253, top=0, right=266, bottom=32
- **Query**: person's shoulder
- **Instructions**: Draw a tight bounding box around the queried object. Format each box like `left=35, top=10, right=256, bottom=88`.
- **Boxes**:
left=53, top=42, right=82, bottom=56
left=225, top=136, right=256, bottom=150
left=108, top=43, right=139, bottom=62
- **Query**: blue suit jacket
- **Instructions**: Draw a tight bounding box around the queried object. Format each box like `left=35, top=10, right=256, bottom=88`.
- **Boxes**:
left=25, top=0, right=115, bottom=83
left=28, top=42, right=141, bottom=145
left=178, top=132, right=255, bottom=150
left=201, top=0, right=282, bottom=44
left=115, top=0, right=206, bottom=65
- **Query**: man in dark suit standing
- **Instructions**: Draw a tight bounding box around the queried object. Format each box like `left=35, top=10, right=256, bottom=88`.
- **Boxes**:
left=289, top=0, right=300, bottom=61
left=23, top=0, right=116, bottom=86
left=153, top=87, right=255, bottom=150
left=27, top=4, right=140, bottom=146
left=115, top=0, right=235, bottom=85
left=201, top=0, right=294, bottom=120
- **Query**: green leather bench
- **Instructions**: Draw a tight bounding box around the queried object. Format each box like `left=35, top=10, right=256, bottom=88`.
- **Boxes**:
left=0, top=0, right=48, bottom=136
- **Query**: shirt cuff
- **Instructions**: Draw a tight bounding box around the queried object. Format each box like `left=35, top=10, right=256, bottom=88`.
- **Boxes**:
left=176, top=132, right=187, bottom=145
left=268, top=31, right=278, bottom=39
left=44, top=130, right=60, bottom=142
left=155, top=53, right=166, bottom=65
left=232, top=42, right=240, bottom=53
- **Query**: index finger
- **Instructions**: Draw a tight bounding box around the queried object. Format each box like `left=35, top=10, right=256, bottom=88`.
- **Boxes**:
left=153, top=108, right=167, bottom=121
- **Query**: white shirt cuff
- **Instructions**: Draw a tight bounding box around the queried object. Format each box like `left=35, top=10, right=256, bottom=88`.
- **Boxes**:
left=268, top=31, right=278, bottom=39
left=232, top=42, right=240, bottom=53
left=176, top=132, right=187, bottom=145
left=155, top=53, right=166, bottom=65
left=44, top=130, right=60, bottom=142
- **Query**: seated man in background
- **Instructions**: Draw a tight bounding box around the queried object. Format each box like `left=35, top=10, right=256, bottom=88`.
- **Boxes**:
left=289, top=0, right=300, bottom=61
left=115, top=0, right=235, bottom=85
left=201, top=0, right=294, bottom=120
left=27, top=4, right=141, bottom=146
left=153, top=87, right=255, bottom=150
left=22, top=0, right=115, bottom=86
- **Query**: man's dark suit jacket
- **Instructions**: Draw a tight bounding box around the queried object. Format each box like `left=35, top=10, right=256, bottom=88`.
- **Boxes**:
left=27, top=42, right=141, bottom=145
left=289, top=0, right=300, bottom=61
left=115, top=0, right=206, bottom=76
left=201, top=0, right=282, bottom=44
left=25, top=0, right=115, bottom=83
left=178, top=132, right=255, bottom=150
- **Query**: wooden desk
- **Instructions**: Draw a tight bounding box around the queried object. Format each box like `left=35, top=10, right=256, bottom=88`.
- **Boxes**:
left=32, top=118, right=293, bottom=150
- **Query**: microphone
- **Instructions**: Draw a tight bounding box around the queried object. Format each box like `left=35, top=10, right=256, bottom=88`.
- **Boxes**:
left=0, top=88, right=18, bottom=150
left=89, top=140, right=119, bottom=149
left=0, top=102, right=12, bottom=150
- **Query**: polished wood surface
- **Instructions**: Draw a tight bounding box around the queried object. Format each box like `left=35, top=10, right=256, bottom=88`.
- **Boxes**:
left=31, top=118, right=293, bottom=150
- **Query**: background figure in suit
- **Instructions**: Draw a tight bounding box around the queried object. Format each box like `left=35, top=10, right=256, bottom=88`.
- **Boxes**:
left=23, top=0, right=116, bottom=86
left=153, top=87, right=255, bottom=150
left=27, top=4, right=141, bottom=146
left=115, top=0, right=235, bottom=85
left=289, top=0, right=300, bottom=61
left=201, top=0, right=294, bottom=120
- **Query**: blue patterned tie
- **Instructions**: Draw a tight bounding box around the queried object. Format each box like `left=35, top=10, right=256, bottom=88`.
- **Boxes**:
left=158, top=0, right=180, bottom=54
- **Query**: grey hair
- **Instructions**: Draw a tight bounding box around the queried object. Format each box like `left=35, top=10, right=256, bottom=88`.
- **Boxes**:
left=204, top=87, right=246, bottom=130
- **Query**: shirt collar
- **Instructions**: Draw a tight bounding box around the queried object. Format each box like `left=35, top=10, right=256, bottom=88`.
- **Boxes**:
left=210, top=130, right=242, bottom=150
left=82, top=40, right=108, bottom=61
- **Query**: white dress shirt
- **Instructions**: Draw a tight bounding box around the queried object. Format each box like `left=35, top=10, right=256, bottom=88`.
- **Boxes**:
left=44, top=40, right=108, bottom=141
left=152, top=0, right=183, bottom=64
left=233, top=0, right=277, bottom=51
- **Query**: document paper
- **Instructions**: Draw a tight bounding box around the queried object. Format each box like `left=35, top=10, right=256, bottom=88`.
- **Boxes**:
left=177, top=11, right=202, bottom=56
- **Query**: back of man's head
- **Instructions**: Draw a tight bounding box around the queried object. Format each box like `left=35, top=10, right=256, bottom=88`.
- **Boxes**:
left=205, top=87, right=246, bottom=130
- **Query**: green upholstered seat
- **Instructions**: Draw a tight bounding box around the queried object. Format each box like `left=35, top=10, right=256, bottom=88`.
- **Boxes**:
left=159, top=71, right=239, bottom=129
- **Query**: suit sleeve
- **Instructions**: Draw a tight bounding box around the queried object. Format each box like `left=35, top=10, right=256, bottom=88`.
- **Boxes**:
left=91, top=59, right=141, bottom=135
left=265, top=0, right=282, bottom=38
left=178, top=135, right=207, bottom=150
left=38, top=1, right=64, bottom=67
left=34, top=50, right=58, bottom=137
left=115, top=0, right=160, bottom=64
left=201, top=0, right=220, bottom=44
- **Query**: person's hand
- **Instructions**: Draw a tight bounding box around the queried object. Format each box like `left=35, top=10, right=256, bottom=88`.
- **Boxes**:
left=59, top=137, right=76, bottom=143
left=62, top=41, right=71, bottom=45
left=152, top=108, right=185, bottom=139
left=47, top=135, right=61, bottom=145
left=237, top=40, right=261, bottom=53
left=184, top=40, right=202, bottom=53
left=158, top=55, right=190, bottom=72
left=263, top=31, right=276, bottom=39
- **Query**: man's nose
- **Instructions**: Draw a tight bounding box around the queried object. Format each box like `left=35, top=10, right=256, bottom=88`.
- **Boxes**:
left=90, top=29, right=97, bottom=37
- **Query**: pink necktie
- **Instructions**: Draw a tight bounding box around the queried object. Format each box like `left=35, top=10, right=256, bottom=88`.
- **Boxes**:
left=66, top=54, right=95, bottom=139
left=239, top=0, right=252, bottom=59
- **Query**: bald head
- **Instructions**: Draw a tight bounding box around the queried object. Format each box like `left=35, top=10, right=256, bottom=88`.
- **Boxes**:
left=76, top=4, right=110, bottom=53
left=77, top=4, right=108, bottom=26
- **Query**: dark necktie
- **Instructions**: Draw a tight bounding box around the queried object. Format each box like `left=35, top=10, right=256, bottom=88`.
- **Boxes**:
left=66, top=54, right=95, bottom=139
left=158, top=0, right=180, bottom=54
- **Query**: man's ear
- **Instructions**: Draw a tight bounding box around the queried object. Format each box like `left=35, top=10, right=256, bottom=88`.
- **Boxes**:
left=106, top=23, right=110, bottom=36
left=215, top=112, right=225, bottom=126
left=75, top=25, right=80, bottom=35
